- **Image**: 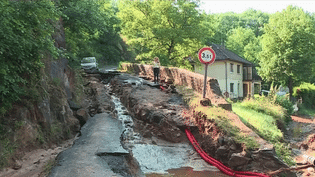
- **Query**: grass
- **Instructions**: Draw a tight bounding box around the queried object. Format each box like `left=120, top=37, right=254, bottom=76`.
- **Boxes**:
left=233, top=103, right=283, bottom=142
left=0, top=138, right=17, bottom=168
left=292, top=124, right=302, bottom=138
left=297, top=104, right=315, bottom=118
left=189, top=97, right=259, bottom=150
left=232, top=102, right=295, bottom=166
left=240, top=96, right=288, bottom=125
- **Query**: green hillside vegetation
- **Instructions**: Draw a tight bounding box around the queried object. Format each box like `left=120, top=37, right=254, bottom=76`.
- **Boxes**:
left=232, top=97, right=295, bottom=165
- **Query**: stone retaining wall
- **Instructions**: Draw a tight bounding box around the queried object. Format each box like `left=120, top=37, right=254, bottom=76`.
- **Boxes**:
left=120, top=63, right=231, bottom=110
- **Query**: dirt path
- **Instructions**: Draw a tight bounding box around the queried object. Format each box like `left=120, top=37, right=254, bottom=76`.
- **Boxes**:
left=0, top=137, right=77, bottom=177
left=286, top=115, right=315, bottom=177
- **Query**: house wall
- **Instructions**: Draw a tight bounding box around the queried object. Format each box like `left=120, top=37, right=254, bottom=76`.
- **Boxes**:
left=195, top=61, right=244, bottom=99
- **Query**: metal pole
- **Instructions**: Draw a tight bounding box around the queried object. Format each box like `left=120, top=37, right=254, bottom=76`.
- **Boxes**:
left=203, top=63, right=208, bottom=98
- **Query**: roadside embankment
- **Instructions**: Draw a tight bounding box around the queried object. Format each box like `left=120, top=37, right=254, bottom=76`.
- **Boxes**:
left=119, top=63, right=231, bottom=111
left=116, top=64, right=297, bottom=176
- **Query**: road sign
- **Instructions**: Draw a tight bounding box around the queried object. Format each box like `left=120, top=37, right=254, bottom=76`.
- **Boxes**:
left=198, top=47, right=216, bottom=98
left=198, top=47, right=216, bottom=64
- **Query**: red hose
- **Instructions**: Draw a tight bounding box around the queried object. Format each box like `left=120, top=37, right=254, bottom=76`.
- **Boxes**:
left=185, top=129, right=270, bottom=177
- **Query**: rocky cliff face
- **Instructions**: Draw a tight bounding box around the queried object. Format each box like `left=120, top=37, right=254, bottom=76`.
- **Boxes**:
left=0, top=18, right=83, bottom=168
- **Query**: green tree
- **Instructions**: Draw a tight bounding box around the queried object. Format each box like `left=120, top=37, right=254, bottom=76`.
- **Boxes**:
left=117, top=0, right=204, bottom=68
left=0, top=0, right=60, bottom=114
left=58, top=0, right=123, bottom=65
left=205, top=9, right=269, bottom=46
left=238, top=9, right=269, bottom=37
left=226, top=27, right=256, bottom=58
left=243, top=38, right=262, bottom=66
left=208, top=12, right=240, bottom=45
left=258, top=6, right=315, bottom=101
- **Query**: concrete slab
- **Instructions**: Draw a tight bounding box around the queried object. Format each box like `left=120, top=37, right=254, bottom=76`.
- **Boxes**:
left=145, top=81, right=160, bottom=88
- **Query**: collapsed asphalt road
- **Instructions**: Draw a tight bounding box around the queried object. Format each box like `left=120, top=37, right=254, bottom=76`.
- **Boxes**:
left=49, top=112, right=141, bottom=177
left=48, top=70, right=229, bottom=177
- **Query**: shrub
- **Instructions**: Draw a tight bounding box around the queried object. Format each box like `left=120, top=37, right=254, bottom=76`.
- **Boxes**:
left=275, top=96, right=294, bottom=116
left=293, top=82, right=315, bottom=108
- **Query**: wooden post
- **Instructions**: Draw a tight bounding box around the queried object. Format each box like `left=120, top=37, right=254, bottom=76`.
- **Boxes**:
left=203, top=63, right=209, bottom=98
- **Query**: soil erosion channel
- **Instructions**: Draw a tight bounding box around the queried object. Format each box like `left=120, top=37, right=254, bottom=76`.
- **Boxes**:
left=49, top=71, right=228, bottom=177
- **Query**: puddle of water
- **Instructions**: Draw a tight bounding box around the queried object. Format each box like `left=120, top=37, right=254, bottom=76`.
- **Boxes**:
left=131, top=144, right=189, bottom=174
left=146, top=167, right=229, bottom=177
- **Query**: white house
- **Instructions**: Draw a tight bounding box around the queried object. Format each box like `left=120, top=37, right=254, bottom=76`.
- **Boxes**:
left=194, top=44, right=261, bottom=99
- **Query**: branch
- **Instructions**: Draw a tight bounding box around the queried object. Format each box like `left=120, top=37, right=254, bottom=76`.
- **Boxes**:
left=267, top=164, right=314, bottom=176
left=167, top=19, right=174, bottom=28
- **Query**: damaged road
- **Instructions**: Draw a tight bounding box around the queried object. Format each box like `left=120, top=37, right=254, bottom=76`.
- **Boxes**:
left=48, top=70, right=229, bottom=177
left=49, top=112, right=141, bottom=177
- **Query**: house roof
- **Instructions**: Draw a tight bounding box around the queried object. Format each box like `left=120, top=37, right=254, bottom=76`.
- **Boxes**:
left=210, top=44, right=252, bottom=66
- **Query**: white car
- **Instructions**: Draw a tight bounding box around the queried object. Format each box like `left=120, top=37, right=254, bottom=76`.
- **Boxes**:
left=81, top=57, right=99, bottom=73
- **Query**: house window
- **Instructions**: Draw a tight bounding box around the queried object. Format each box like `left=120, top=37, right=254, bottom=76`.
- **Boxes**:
left=237, top=65, right=240, bottom=74
left=230, top=63, right=234, bottom=72
left=230, top=83, right=234, bottom=93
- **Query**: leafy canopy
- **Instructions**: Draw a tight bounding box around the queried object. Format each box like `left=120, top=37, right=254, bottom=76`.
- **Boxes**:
left=258, top=6, right=315, bottom=98
left=118, top=0, right=204, bottom=68
left=206, top=9, right=269, bottom=45
left=59, top=0, right=123, bottom=65
left=226, top=27, right=259, bottom=64
left=0, top=0, right=60, bottom=114
left=258, top=6, right=315, bottom=84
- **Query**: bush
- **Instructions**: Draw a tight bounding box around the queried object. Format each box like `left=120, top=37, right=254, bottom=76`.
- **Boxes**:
left=293, top=82, right=315, bottom=108
left=275, top=96, right=294, bottom=116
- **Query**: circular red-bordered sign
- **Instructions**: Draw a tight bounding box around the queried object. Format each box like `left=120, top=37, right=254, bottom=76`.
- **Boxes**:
left=198, top=47, right=216, bottom=64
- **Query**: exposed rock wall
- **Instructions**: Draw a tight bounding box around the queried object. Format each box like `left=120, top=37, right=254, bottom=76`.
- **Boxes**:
left=0, top=18, right=83, bottom=168
left=120, top=63, right=231, bottom=110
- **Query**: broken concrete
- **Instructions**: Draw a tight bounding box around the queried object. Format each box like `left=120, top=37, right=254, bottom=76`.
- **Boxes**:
left=49, top=113, right=141, bottom=177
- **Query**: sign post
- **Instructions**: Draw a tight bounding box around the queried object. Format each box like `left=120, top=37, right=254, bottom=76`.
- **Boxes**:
left=198, top=47, right=216, bottom=98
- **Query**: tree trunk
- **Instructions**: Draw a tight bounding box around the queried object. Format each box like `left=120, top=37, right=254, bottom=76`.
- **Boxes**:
left=168, top=40, right=174, bottom=60
left=168, top=40, right=174, bottom=55
left=288, top=76, right=293, bottom=102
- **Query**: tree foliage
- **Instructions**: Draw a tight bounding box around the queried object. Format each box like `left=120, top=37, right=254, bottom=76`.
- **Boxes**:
left=226, top=27, right=258, bottom=61
left=0, top=0, right=60, bottom=114
left=58, top=0, right=123, bottom=65
left=206, top=9, right=269, bottom=46
left=258, top=6, right=315, bottom=99
left=203, top=9, right=268, bottom=66
left=117, top=0, right=204, bottom=68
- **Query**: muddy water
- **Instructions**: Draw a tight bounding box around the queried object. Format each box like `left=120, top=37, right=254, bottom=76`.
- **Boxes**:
left=110, top=90, right=228, bottom=177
